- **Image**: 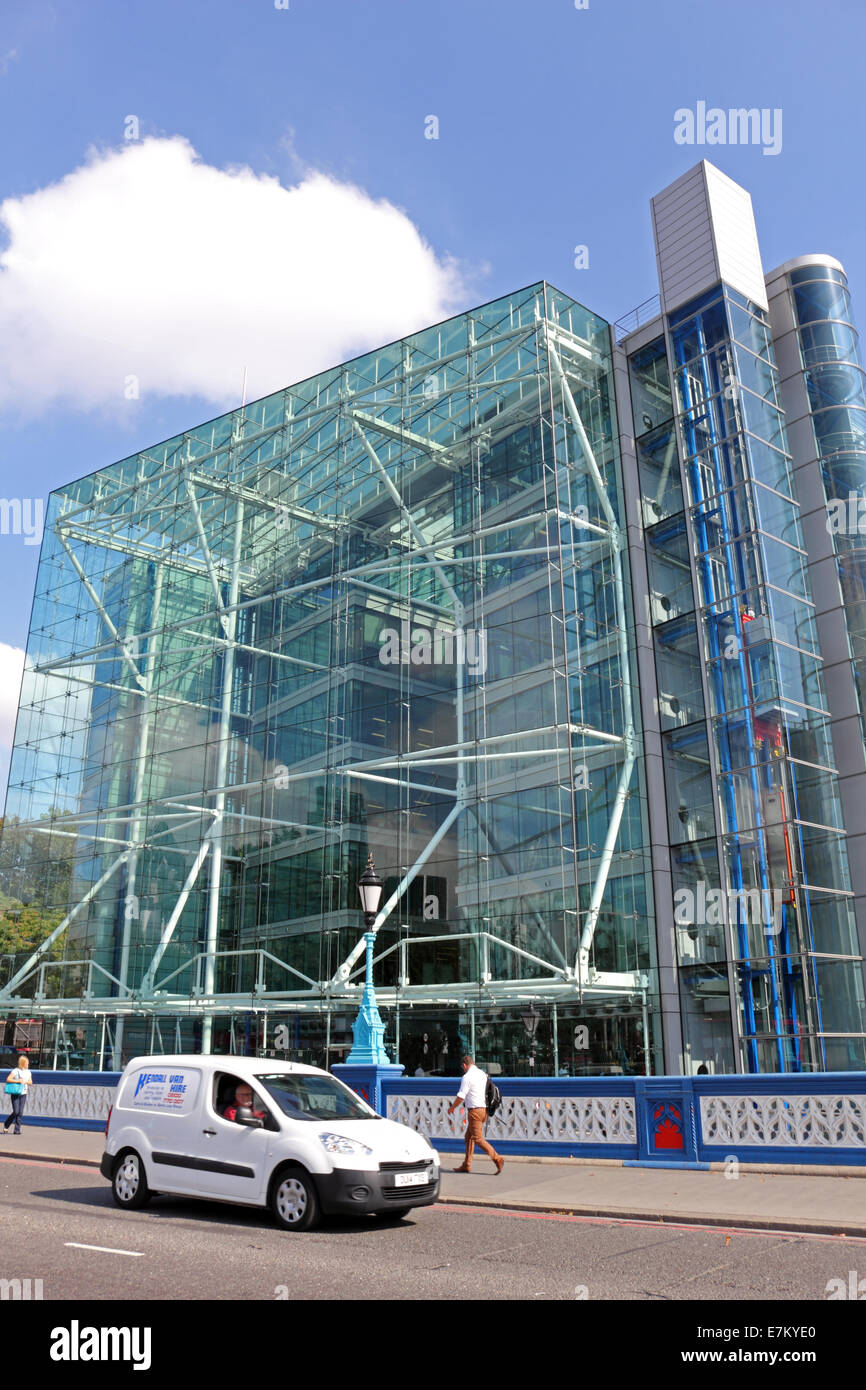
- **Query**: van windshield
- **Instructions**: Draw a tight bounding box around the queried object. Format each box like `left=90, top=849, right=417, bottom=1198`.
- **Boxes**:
left=255, top=1073, right=380, bottom=1122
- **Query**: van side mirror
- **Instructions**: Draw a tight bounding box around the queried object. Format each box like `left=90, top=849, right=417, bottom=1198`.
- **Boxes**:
left=235, top=1105, right=264, bottom=1128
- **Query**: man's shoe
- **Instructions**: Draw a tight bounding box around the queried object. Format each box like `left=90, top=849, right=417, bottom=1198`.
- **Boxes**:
left=453, top=1164, right=471, bottom=1173
left=494, top=1157, right=505, bottom=1175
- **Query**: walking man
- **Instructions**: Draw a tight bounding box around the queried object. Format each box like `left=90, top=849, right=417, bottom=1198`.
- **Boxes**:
left=447, top=1054, right=504, bottom=1174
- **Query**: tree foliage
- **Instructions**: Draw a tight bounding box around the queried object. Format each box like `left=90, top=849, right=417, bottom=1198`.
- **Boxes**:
left=0, top=813, right=77, bottom=978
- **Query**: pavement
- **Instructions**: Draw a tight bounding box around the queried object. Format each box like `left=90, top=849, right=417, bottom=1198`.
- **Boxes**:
left=3, top=1124, right=865, bottom=1237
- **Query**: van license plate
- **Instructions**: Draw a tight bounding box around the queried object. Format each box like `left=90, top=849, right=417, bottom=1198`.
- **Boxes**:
left=394, top=1171, right=429, bottom=1187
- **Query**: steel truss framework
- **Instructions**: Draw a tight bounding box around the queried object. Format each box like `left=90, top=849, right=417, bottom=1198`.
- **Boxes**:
left=1, top=285, right=653, bottom=1050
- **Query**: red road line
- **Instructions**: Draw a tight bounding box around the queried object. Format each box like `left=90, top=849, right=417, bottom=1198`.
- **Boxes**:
left=433, top=1201, right=866, bottom=1243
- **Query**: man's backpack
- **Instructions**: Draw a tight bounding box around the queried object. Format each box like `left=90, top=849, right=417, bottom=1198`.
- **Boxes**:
left=485, top=1076, right=502, bottom=1117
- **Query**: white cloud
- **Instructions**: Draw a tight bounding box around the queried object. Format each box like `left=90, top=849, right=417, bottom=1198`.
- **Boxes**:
left=0, top=642, right=25, bottom=750
left=0, top=137, right=471, bottom=413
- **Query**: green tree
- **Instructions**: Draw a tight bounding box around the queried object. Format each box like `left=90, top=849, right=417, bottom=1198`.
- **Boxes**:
left=0, top=812, right=78, bottom=990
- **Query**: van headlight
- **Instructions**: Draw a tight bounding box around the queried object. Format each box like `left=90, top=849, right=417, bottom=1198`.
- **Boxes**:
left=319, top=1132, right=374, bottom=1158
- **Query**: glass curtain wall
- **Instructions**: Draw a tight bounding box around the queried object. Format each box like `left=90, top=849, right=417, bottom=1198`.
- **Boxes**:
left=668, top=284, right=866, bottom=1072
left=631, top=335, right=736, bottom=1074
left=0, top=283, right=658, bottom=1074
left=788, top=264, right=866, bottom=732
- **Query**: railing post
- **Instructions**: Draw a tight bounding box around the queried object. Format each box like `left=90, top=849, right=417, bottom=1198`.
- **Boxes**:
left=637, top=1077, right=698, bottom=1163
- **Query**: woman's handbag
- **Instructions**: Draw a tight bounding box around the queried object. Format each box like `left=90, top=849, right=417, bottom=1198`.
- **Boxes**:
left=4, top=1082, right=25, bottom=1095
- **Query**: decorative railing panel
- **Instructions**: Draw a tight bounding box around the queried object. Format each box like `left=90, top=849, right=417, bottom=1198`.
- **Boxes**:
left=6, top=1071, right=119, bottom=1130
left=387, top=1092, right=636, bottom=1145
left=701, top=1094, right=866, bottom=1149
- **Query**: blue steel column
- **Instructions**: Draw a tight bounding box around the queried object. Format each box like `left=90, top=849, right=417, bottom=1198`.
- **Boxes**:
left=695, top=318, right=788, bottom=1072
left=673, top=304, right=805, bottom=1072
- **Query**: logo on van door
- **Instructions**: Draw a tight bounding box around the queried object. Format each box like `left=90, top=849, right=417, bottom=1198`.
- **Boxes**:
left=130, top=1071, right=198, bottom=1112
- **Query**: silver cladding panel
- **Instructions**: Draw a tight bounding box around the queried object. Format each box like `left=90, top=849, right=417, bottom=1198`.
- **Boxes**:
left=651, top=161, right=767, bottom=314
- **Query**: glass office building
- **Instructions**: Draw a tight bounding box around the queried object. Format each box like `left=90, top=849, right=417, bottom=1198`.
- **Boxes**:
left=0, top=282, right=658, bottom=1076
left=2, top=160, right=866, bottom=1075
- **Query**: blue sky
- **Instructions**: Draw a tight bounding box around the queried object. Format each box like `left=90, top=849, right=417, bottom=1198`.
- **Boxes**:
left=0, top=0, right=864, bottom=797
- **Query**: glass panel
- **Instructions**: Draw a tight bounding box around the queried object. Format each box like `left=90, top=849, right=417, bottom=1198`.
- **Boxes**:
left=744, top=435, right=794, bottom=496
left=740, top=389, right=787, bottom=450
left=812, top=957, right=866, bottom=1043
left=646, top=518, right=694, bottom=625
left=798, top=825, right=851, bottom=892
left=636, top=423, right=683, bottom=524
left=792, top=277, right=853, bottom=325
left=654, top=619, right=705, bottom=728
left=727, top=299, right=773, bottom=358
left=663, top=727, right=715, bottom=844
left=759, top=536, right=809, bottom=599
left=677, top=963, right=736, bottom=1075
left=766, top=588, right=820, bottom=654
left=803, top=892, right=860, bottom=957
left=751, top=483, right=802, bottom=548
left=628, top=338, right=673, bottom=436
left=788, top=760, right=845, bottom=831
left=734, top=344, right=780, bottom=406
left=799, top=319, right=861, bottom=367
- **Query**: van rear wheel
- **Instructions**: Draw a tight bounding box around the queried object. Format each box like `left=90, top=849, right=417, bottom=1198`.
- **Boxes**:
left=112, top=1151, right=150, bottom=1209
left=271, top=1169, right=319, bottom=1232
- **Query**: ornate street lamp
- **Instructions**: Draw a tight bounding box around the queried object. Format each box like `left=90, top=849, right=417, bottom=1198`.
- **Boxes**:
left=358, top=853, right=383, bottom=929
left=345, top=854, right=391, bottom=1065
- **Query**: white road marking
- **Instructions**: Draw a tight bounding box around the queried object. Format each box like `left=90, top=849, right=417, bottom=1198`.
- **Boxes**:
left=65, top=1242, right=144, bottom=1257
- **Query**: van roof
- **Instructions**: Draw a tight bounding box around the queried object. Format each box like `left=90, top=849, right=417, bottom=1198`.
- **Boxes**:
left=123, top=1055, right=330, bottom=1077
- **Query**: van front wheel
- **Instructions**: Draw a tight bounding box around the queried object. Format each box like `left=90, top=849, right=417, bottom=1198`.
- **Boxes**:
left=271, top=1169, right=319, bottom=1232
left=112, top=1151, right=150, bottom=1209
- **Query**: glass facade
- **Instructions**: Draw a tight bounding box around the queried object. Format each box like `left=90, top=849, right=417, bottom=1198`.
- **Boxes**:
left=0, top=283, right=659, bottom=1075
left=788, top=264, right=866, bottom=729
left=630, top=283, right=866, bottom=1074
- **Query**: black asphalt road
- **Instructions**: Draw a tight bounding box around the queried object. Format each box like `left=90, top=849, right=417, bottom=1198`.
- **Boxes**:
left=1, top=1154, right=864, bottom=1303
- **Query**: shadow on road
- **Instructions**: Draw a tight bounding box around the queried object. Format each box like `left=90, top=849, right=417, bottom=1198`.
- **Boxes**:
left=28, top=1183, right=427, bottom=1235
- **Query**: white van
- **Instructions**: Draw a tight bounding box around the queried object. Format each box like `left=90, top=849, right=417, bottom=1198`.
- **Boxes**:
left=101, top=1055, right=440, bottom=1231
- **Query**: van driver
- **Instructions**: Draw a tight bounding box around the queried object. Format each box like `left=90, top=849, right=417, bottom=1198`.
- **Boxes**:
left=223, top=1082, right=267, bottom=1124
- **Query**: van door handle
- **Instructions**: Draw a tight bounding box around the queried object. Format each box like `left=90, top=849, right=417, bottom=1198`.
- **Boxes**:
left=202, top=1129, right=216, bottom=1136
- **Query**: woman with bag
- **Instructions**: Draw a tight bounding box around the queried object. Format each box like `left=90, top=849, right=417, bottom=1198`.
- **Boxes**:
left=3, top=1055, right=34, bottom=1135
